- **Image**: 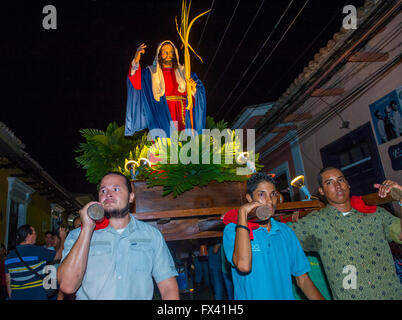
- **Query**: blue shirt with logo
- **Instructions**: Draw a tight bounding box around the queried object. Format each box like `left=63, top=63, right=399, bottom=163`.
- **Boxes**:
left=61, top=214, right=178, bottom=300
left=223, top=218, right=310, bottom=300
left=5, top=245, right=56, bottom=300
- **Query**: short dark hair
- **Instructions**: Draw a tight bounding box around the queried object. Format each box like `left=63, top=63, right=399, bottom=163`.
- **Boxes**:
left=16, top=225, right=33, bottom=245
left=72, top=216, right=81, bottom=225
left=100, top=171, right=132, bottom=193
left=247, top=172, right=276, bottom=197
left=45, top=231, right=53, bottom=237
left=317, top=166, right=341, bottom=187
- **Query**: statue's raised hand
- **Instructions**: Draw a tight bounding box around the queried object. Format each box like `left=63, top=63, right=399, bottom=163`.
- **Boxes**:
left=132, top=43, right=147, bottom=66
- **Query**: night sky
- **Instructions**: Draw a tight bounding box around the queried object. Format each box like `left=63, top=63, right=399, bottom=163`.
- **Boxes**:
left=1, top=0, right=365, bottom=196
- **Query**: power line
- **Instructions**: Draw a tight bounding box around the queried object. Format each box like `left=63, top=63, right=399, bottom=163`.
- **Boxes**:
left=260, top=26, right=401, bottom=154
left=203, top=0, right=242, bottom=80
left=209, top=0, right=266, bottom=97
left=262, top=0, right=345, bottom=101
left=222, top=0, right=310, bottom=119
left=214, top=0, right=295, bottom=117
left=195, top=0, right=215, bottom=52
left=290, top=22, right=401, bottom=127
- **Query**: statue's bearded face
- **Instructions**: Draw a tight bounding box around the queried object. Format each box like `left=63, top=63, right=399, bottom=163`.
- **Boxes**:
left=158, top=43, right=178, bottom=68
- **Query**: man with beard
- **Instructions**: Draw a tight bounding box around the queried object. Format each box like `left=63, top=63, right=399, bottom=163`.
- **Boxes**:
left=222, top=172, right=324, bottom=300
left=290, top=167, right=402, bottom=300
left=57, top=172, right=179, bottom=300
left=125, top=41, right=207, bottom=136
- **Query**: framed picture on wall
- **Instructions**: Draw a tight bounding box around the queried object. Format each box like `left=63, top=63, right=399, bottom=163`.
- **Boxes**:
left=369, top=87, right=402, bottom=145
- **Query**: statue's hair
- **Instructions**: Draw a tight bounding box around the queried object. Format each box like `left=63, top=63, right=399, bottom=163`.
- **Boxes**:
left=158, top=43, right=178, bottom=69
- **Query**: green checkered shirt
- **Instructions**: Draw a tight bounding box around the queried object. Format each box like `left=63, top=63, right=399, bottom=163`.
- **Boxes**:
left=290, top=205, right=402, bottom=300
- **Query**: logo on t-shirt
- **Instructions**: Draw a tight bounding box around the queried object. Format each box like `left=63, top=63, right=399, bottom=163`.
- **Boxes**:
left=251, top=243, right=261, bottom=252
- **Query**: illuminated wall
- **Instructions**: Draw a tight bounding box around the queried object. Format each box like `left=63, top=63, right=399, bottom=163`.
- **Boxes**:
left=0, top=167, right=52, bottom=248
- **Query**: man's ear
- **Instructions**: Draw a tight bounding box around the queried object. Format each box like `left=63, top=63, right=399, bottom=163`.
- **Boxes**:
left=129, top=192, right=135, bottom=204
left=318, top=187, right=324, bottom=196
left=246, top=193, right=253, bottom=203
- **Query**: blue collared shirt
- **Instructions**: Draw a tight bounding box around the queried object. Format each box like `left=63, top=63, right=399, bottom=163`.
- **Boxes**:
left=61, top=214, right=178, bottom=300
left=223, top=218, right=310, bottom=300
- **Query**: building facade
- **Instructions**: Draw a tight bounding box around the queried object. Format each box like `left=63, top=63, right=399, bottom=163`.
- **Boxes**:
left=233, top=0, right=401, bottom=215
left=0, top=122, right=81, bottom=249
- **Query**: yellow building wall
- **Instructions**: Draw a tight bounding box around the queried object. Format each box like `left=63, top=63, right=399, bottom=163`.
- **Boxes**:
left=0, top=168, right=52, bottom=247
left=0, top=168, right=19, bottom=246
left=27, top=193, right=52, bottom=245
left=0, top=171, right=7, bottom=244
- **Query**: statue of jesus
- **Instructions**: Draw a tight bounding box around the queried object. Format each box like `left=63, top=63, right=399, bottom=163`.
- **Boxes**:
left=125, top=41, right=207, bottom=137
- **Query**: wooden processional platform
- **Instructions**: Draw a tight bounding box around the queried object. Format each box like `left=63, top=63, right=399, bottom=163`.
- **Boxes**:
left=131, top=180, right=398, bottom=241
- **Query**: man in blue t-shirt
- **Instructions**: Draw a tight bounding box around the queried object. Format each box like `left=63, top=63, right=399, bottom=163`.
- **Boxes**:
left=5, top=225, right=66, bottom=300
left=223, top=172, right=324, bottom=300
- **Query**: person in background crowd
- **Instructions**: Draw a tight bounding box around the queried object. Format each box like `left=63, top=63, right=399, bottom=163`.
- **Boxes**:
left=73, top=216, right=82, bottom=229
left=5, top=225, right=66, bottom=300
left=0, top=244, right=8, bottom=300
left=207, top=241, right=225, bottom=300
left=220, top=243, right=234, bottom=300
left=220, top=244, right=234, bottom=300
left=47, top=230, right=65, bottom=300
left=43, top=231, right=55, bottom=250
left=193, top=247, right=210, bottom=289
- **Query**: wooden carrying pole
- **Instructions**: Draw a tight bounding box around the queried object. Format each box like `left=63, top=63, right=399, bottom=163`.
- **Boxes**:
left=361, top=188, right=401, bottom=206
left=198, top=189, right=402, bottom=232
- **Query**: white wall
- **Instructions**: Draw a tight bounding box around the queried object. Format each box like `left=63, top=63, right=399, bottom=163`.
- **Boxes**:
left=298, top=13, right=402, bottom=216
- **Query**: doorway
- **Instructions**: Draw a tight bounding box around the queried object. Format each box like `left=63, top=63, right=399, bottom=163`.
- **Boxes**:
left=7, top=200, right=20, bottom=250
left=320, top=122, right=385, bottom=196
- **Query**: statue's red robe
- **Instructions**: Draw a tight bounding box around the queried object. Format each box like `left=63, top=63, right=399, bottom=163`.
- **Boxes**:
left=128, top=65, right=188, bottom=131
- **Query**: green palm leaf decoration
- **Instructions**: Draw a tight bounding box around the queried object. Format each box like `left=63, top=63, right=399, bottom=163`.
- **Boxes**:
left=75, top=122, right=150, bottom=184
left=205, top=115, right=228, bottom=131
left=75, top=120, right=263, bottom=197
left=146, top=130, right=263, bottom=198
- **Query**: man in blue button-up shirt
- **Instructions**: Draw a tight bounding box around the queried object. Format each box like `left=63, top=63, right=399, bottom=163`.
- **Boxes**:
left=57, top=172, right=179, bottom=300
